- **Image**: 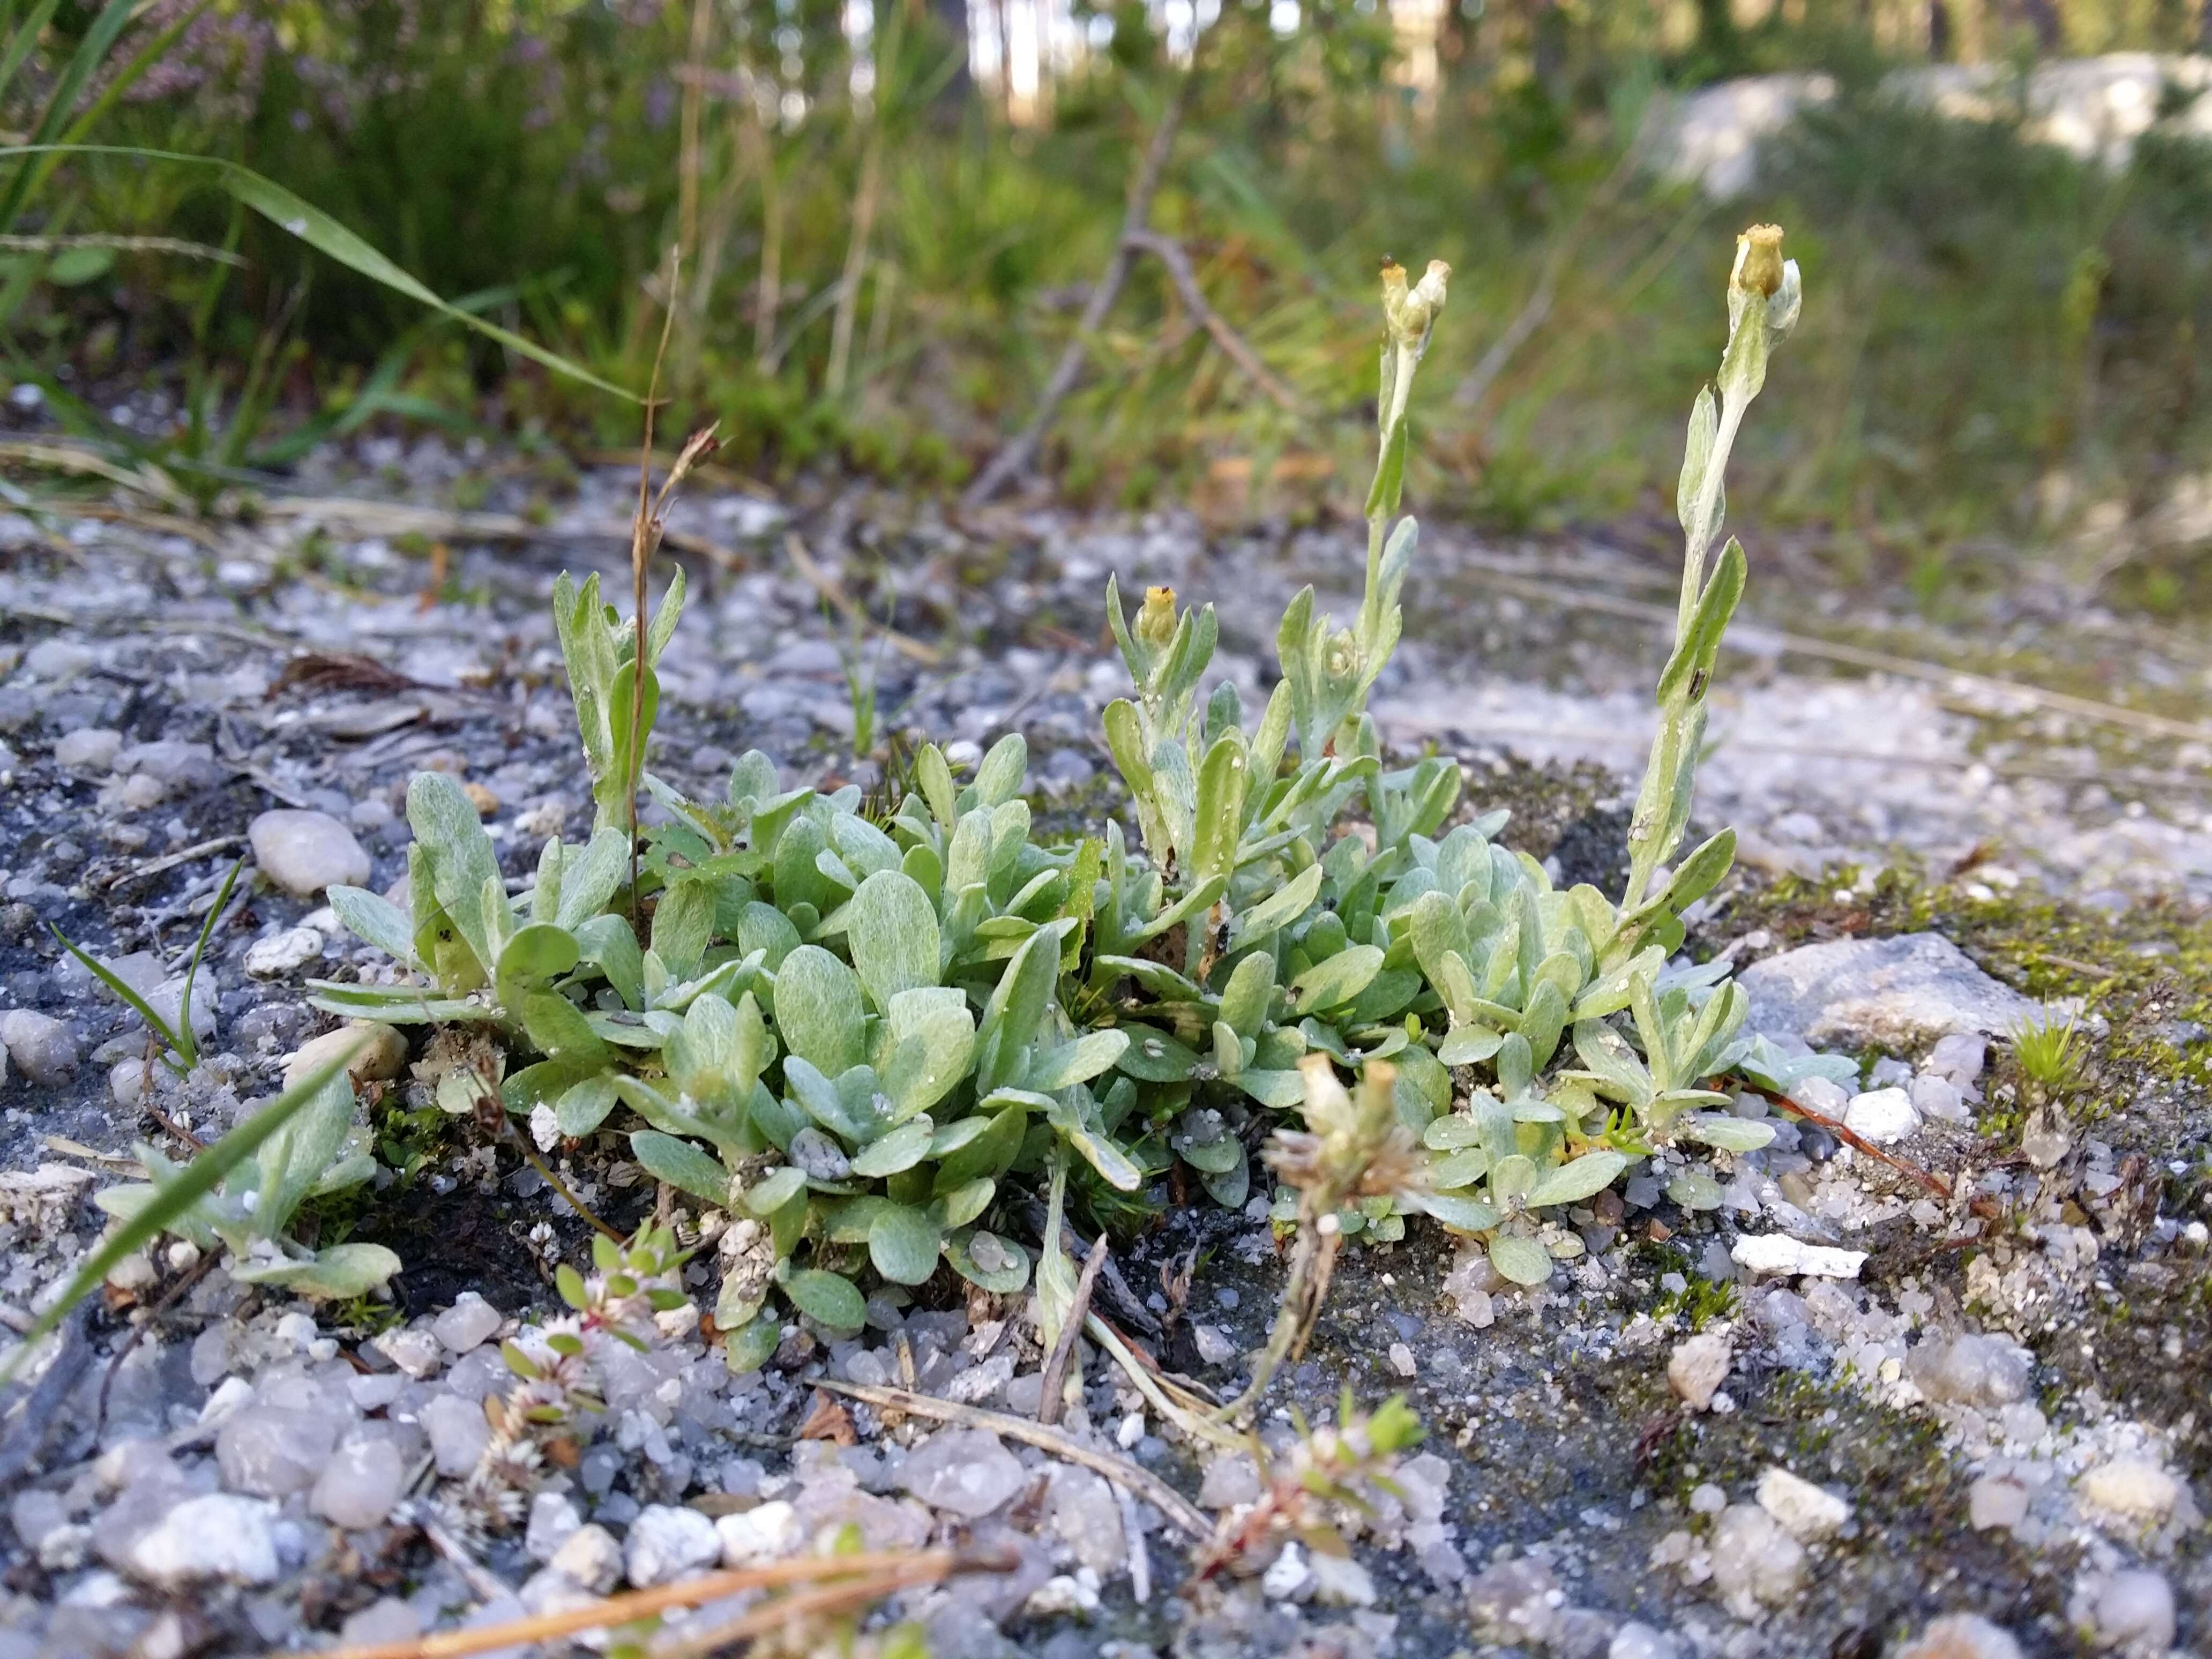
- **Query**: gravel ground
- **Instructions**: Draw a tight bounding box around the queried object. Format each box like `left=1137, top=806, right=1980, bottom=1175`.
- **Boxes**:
left=0, top=442, right=2204, bottom=1658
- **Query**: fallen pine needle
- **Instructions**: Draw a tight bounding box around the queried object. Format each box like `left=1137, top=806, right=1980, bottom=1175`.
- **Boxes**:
left=814, top=1377, right=1214, bottom=1540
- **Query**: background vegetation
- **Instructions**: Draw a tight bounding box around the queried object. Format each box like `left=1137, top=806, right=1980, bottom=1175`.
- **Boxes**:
left=8, top=0, right=2212, bottom=593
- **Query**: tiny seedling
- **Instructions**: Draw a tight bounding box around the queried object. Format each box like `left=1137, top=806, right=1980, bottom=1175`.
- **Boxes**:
left=49, top=855, right=242, bottom=1074
left=0, top=1030, right=372, bottom=1384
left=2009, top=1010, right=2082, bottom=1092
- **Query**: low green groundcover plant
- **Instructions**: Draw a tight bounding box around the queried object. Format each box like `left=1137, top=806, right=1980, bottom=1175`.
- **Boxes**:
left=86, top=228, right=1851, bottom=1375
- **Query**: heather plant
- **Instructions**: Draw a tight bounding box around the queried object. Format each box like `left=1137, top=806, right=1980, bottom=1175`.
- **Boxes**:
left=268, top=228, right=1836, bottom=1365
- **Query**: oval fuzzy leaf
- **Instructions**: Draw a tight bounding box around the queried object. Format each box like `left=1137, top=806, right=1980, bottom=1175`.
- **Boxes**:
left=1437, top=1023, right=1503, bottom=1066
left=498, top=922, right=581, bottom=988
left=1114, top=1025, right=1200, bottom=1083
left=555, top=1072, right=619, bottom=1138
left=1425, top=1148, right=1489, bottom=1189
left=742, top=1165, right=809, bottom=1216
left=1415, top=1192, right=1501, bottom=1233
left=772, top=945, right=866, bottom=1077
left=782, top=1266, right=866, bottom=1331
left=1067, top=1125, right=1144, bottom=1193
left=326, top=885, right=414, bottom=964
left=1292, top=945, right=1384, bottom=1014
left=932, top=1176, right=996, bottom=1230
left=868, top=1205, right=943, bottom=1286
left=1667, top=1169, right=1725, bottom=1211
left=1488, top=1234, right=1556, bottom=1286
left=725, top=1312, right=782, bottom=1373
left=629, top=1131, right=731, bottom=1206
left=944, top=1230, right=1029, bottom=1294
left=1028, top=1029, right=1130, bottom=1092
left=1489, top=1153, right=1537, bottom=1201
left=1236, top=1069, right=1306, bottom=1110
left=231, top=1242, right=402, bottom=1299
left=1676, top=1114, right=1776, bottom=1152
left=1523, top=1150, right=1630, bottom=1209
left=1199, top=1155, right=1249, bottom=1209
left=849, top=1116, right=935, bottom=1178
left=849, top=870, right=941, bottom=1011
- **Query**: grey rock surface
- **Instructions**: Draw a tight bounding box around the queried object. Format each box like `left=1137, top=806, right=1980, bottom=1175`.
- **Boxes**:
left=1738, top=932, right=2043, bottom=1049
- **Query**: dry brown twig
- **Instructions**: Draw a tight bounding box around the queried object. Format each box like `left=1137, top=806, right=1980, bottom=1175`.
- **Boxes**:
left=961, top=67, right=1195, bottom=507
left=1035, top=1231, right=1109, bottom=1427
left=1120, top=230, right=1304, bottom=414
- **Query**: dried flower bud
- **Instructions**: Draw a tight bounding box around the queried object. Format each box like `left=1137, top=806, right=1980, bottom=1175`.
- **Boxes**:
left=1382, top=258, right=1452, bottom=346
left=1731, top=225, right=1785, bottom=298
left=1137, top=585, right=1178, bottom=650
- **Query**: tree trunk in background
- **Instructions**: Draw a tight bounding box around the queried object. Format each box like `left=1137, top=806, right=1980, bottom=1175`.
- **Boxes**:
left=926, top=0, right=972, bottom=103
left=2019, top=0, right=2062, bottom=53
left=1929, top=0, right=1953, bottom=56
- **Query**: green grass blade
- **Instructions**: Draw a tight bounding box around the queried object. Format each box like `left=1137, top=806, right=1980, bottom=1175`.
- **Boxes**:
left=0, top=1034, right=369, bottom=1385
left=174, top=856, right=243, bottom=1068
left=0, top=0, right=153, bottom=233
left=47, top=922, right=185, bottom=1063
left=0, top=0, right=59, bottom=116
left=0, top=146, right=637, bottom=400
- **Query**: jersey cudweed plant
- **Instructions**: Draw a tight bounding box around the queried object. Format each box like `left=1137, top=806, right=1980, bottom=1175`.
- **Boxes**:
left=85, top=229, right=1823, bottom=1401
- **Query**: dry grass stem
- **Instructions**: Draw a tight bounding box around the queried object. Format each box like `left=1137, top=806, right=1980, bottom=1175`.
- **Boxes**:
left=813, top=1378, right=1214, bottom=1540
left=307, top=1548, right=981, bottom=1659
left=781, top=532, right=940, bottom=663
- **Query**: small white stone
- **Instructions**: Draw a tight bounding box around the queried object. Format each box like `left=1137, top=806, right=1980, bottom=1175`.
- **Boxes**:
left=525, top=1492, right=582, bottom=1564
left=624, top=1504, right=721, bottom=1587
left=249, top=809, right=371, bottom=898
left=1, top=1010, right=78, bottom=1087
left=1116, top=1411, right=1145, bottom=1450
left=370, top=1325, right=444, bottom=1379
left=1707, top=1503, right=1804, bottom=1615
left=1309, top=1552, right=1377, bottom=1606
left=1262, top=1540, right=1312, bottom=1600
left=340, top=1598, right=422, bottom=1647
left=422, top=1393, right=493, bottom=1478
left=1610, top=1622, right=1682, bottom=1659
left=1842, top=1086, right=1920, bottom=1144
left=1909, top=1072, right=1970, bottom=1123
left=1192, top=1324, right=1236, bottom=1366
left=2079, top=1457, right=2181, bottom=1526
left=126, top=1494, right=280, bottom=1587
left=54, top=727, right=123, bottom=772
left=716, top=1499, right=800, bottom=1565
left=273, top=1311, right=319, bottom=1350
left=1200, top=1453, right=1263, bottom=1511
left=1667, top=1331, right=1731, bottom=1410
left=103, top=1254, right=157, bottom=1296
left=285, top=1020, right=408, bottom=1087
left=433, top=1291, right=503, bottom=1354
left=1894, top=1613, right=2023, bottom=1659
left=1731, top=1235, right=1867, bottom=1279
left=2081, top=1567, right=2176, bottom=1651
left=244, top=926, right=324, bottom=978
left=1688, top=1483, right=1727, bottom=1515
left=1967, top=1474, right=2029, bottom=1533
left=1755, top=1466, right=1850, bottom=1539
left=551, top=1523, right=624, bottom=1594
left=1387, top=1342, right=1417, bottom=1377
left=108, top=1058, right=148, bottom=1109
left=311, top=1437, right=406, bottom=1529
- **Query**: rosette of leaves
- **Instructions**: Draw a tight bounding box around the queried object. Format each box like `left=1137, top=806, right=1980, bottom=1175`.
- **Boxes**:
left=94, top=1067, right=398, bottom=1298
left=308, top=230, right=1822, bottom=1354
